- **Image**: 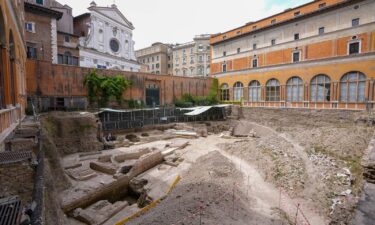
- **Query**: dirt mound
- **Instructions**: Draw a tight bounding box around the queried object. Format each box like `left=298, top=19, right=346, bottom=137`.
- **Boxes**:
left=128, top=151, right=288, bottom=225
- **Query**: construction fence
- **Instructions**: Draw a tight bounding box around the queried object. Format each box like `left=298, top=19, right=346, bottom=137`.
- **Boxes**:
left=98, top=106, right=229, bottom=131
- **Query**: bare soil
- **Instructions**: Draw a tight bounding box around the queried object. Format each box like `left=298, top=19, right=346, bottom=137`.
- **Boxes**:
left=128, top=151, right=288, bottom=225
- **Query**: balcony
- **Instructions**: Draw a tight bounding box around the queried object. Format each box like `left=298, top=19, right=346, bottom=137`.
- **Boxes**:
left=0, top=107, right=20, bottom=143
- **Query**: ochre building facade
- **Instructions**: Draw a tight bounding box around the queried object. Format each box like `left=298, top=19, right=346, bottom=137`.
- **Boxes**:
left=211, top=0, right=375, bottom=110
left=0, top=0, right=27, bottom=144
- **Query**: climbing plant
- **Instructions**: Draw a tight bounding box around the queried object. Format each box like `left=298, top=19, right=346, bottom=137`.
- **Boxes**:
left=84, top=70, right=132, bottom=107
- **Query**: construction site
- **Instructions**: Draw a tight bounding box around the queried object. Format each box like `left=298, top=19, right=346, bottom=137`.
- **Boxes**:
left=2, top=105, right=374, bottom=225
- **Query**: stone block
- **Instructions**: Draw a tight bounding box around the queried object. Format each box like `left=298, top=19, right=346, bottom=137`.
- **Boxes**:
left=89, top=162, right=117, bottom=175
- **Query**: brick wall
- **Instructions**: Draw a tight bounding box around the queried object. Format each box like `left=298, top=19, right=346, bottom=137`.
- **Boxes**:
left=25, top=12, right=52, bottom=62
left=26, top=60, right=213, bottom=107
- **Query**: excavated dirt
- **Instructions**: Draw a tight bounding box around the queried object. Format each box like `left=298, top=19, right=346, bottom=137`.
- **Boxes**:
left=40, top=108, right=375, bottom=225
left=222, top=108, right=375, bottom=224
left=128, top=151, right=289, bottom=225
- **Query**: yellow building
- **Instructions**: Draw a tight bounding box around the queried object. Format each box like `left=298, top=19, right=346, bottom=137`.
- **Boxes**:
left=211, top=0, right=375, bottom=110
left=0, top=0, right=27, bottom=144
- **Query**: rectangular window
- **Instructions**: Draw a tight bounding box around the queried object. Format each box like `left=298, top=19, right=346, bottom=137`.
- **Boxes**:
left=156, top=56, right=159, bottom=61
left=222, top=64, right=227, bottom=72
left=349, top=42, right=360, bottom=55
left=64, top=35, right=70, bottom=42
left=352, top=18, right=360, bottom=27
left=271, top=39, right=276, bottom=46
left=58, top=54, right=63, bottom=64
left=319, top=27, right=325, bottom=35
left=294, top=33, right=300, bottom=40
left=25, top=22, right=35, bottom=33
left=253, top=44, right=257, bottom=50
left=293, top=51, right=300, bottom=62
left=271, top=19, right=276, bottom=24
left=223, top=51, right=226, bottom=56
left=294, top=11, right=300, bottom=17
left=199, top=55, right=203, bottom=62
left=156, top=63, right=160, bottom=69
left=36, top=0, right=44, bottom=5
left=252, top=58, right=258, bottom=68
left=319, top=3, right=326, bottom=8
left=27, top=46, right=37, bottom=59
left=237, top=48, right=241, bottom=53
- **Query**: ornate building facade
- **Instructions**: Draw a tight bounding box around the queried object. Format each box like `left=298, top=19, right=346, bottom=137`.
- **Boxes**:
left=211, top=0, right=375, bottom=110
left=74, top=2, right=139, bottom=71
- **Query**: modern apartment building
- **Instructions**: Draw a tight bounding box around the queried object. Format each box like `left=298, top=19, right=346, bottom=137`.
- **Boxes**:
left=135, top=42, right=172, bottom=75
left=0, top=0, right=27, bottom=144
left=173, top=34, right=211, bottom=77
left=211, top=0, right=375, bottom=110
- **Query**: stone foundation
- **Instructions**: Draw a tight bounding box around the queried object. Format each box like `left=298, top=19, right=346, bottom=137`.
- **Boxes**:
left=0, top=158, right=35, bottom=204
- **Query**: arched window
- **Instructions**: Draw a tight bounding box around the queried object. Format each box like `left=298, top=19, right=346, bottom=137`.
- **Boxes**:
left=266, top=79, right=280, bottom=101
left=249, top=80, right=261, bottom=102
left=220, top=83, right=229, bottom=101
left=310, top=75, right=331, bottom=102
left=286, top=76, right=303, bottom=102
left=98, top=29, right=104, bottom=42
left=0, top=8, right=6, bottom=109
left=340, top=71, right=366, bottom=103
left=233, top=82, right=244, bottom=101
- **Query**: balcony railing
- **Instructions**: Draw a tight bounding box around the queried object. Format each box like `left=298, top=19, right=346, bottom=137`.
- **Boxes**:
left=0, top=107, right=19, bottom=141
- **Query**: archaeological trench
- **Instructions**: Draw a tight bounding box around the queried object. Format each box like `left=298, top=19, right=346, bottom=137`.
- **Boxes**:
left=1, top=106, right=375, bottom=225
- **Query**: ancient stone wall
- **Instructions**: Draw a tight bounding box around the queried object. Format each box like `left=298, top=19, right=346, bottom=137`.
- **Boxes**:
left=43, top=112, right=103, bottom=155
left=0, top=160, right=35, bottom=204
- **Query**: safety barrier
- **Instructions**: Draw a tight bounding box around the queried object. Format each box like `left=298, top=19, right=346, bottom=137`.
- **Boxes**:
left=279, top=188, right=311, bottom=225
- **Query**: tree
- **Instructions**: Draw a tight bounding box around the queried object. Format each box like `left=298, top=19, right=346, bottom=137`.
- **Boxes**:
left=84, top=70, right=132, bottom=108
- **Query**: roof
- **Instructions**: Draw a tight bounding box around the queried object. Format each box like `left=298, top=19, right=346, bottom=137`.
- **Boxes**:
left=211, top=0, right=361, bottom=45
left=74, top=13, right=90, bottom=21
left=88, top=4, right=135, bottom=30
left=24, top=2, right=63, bottom=20
left=57, top=30, right=79, bottom=37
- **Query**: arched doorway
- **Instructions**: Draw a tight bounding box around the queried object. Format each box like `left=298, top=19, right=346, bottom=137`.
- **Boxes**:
left=340, top=71, right=366, bottom=103
left=286, top=76, right=303, bottom=102
left=233, top=82, right=244, bottom=101
left=266, top=79, right=280, bottom=101
left=0, top=7, right=6, bottom=109
left=9, top=31, right=16, bottom=106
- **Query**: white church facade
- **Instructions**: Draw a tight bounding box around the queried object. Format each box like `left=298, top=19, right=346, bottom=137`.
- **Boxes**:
left=74, top=2, right=140, bottom=71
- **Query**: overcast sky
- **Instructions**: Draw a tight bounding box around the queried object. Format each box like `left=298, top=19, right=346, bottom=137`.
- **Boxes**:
left=57, top=0, right=310, bottom=49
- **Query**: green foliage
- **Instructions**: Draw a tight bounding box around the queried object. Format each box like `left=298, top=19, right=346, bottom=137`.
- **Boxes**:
left=174, top=79, right=219, bottom=107
left=84, top=70, right=132, bottom=107
left=127, top=99, right=145, bottom=109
